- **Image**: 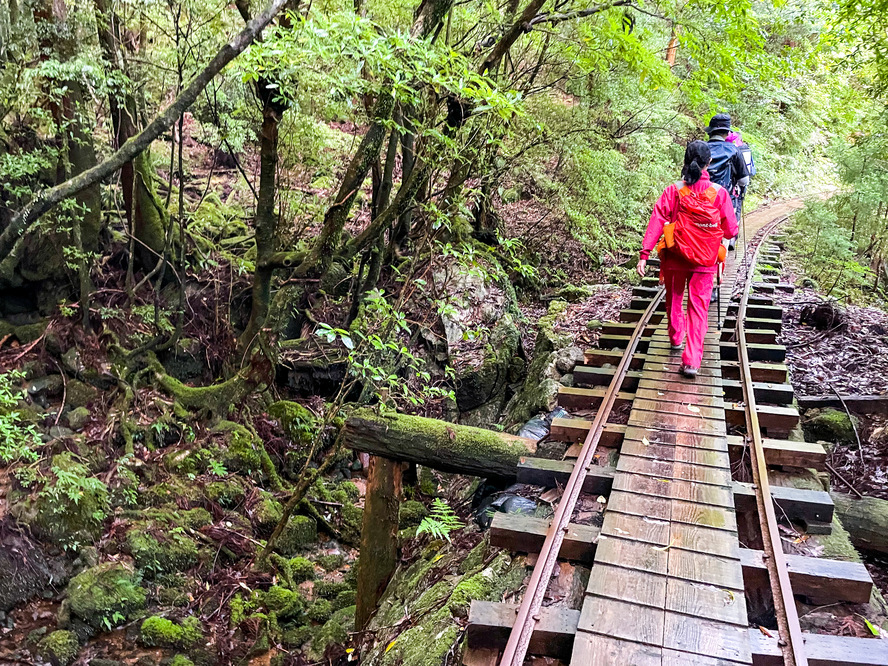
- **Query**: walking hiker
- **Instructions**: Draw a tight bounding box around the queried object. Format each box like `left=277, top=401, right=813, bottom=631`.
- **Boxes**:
left=728, top=130, right=755, bottom=226
left=636, top=141, right=738, bottom=378
left=706, top=113, right=749, bottom=250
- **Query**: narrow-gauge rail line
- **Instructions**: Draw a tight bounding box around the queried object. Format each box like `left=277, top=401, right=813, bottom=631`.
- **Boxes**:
left=465, top=205, right=888, bottom=666
left=499, top=289, right=666, bottom=666
left=735, top=217, right=806, bottom=666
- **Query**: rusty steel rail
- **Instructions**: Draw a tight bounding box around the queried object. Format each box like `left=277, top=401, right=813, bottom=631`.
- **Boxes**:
left=736, top=218, right=808, bottom=666
left=498, top=287, right=665, bottom=666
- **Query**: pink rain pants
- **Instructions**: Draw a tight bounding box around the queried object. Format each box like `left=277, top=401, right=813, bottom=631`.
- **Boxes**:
left=662, top=269, right=715, bottom=369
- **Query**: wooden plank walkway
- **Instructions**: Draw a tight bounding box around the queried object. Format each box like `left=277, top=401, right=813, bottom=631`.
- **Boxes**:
left=572, top=314, right=753, bottom=664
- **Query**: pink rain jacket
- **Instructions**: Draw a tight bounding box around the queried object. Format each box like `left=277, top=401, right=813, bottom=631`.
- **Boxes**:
left=639, top=171, right=738, bottom=274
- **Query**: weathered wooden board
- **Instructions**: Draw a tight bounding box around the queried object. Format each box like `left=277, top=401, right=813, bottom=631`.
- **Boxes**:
left=556, top=386, right=635, bottom=410
left=719, top=342, right=786, bottom=362
left=725, top=435, right=827, bottom=470
left=663, top=613, right=752, bottom=663
left=739, top=548, right=872, bottom=604
left=572, top=633, right=662, bottom=666
left=748, top=628, right=888, bottom=666
left=721, top=360, right=788, bottom=383
left=488, top=513, right=599, bottom=564
left=721, top=378, right=794, bottom=405
left=733, top=482, right=834, bottom=525
left=516, top=456, right=613, bottom=494
left=465, top=601, right=579, bottom=658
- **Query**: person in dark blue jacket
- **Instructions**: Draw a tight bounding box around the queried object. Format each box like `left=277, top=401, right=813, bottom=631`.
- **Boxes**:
left=705, top=113, right=749, bottom=250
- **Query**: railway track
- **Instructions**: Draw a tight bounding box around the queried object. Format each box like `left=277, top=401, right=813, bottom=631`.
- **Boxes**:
left=465, top=207, right=888, bottom=665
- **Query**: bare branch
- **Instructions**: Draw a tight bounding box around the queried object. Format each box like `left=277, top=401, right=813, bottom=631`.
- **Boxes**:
left=0, top=0, right=292, bottom=262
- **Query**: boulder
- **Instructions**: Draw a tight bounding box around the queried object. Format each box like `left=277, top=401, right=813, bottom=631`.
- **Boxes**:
left=803, top=408, right=859, bottom=446
left=0, top=530, right=68, bottom=612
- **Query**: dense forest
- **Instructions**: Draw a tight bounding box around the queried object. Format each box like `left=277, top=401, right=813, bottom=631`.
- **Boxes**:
left=3, top=0, right=888, bottom=662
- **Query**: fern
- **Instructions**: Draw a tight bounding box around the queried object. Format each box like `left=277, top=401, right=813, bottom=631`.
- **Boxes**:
left=415, top=498, right=464, bottom=542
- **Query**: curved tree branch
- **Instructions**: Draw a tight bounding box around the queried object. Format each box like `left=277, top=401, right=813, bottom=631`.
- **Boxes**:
left=0, top=0, right=292, bottom=261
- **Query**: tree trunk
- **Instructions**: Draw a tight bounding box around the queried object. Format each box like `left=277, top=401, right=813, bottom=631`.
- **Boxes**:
left=831, top=492, right=888, bottom=554
left=355, top=456, right=403, bottom=630
left=95, top=0, right=168, bottom=267
left=239, top=94, right=285, bottom=351
left=343, top=408, right=536, bottom=480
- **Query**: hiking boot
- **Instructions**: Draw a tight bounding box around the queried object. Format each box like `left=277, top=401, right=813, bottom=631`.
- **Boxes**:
left=728, top=240, right=736, bottom=251
left=680, top=365, right=698, bottom=378
left=670, top=342, right=684, bottom=352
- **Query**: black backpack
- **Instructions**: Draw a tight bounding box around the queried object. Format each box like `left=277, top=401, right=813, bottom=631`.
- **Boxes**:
left=707, top=140, right=738, bottom=190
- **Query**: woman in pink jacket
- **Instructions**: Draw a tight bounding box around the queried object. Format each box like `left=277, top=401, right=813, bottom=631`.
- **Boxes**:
left=636, top=141, right=738, bottom=377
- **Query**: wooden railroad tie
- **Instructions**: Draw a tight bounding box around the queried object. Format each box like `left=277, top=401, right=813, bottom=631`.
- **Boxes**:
left=465, top=602, right=888, bottom=665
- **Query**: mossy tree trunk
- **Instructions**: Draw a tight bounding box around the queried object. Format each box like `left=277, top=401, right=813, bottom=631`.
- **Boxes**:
left=831, top=492, right=888, bottom=554
left=356, top=456, right=403, bottom=630
left=343, top=407, right=536, bottom=480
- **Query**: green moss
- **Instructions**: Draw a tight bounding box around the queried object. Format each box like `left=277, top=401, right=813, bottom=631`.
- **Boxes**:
left=125, top=527, right=201, bottom=578
left=314, top=581, right=351, bottom=599
left=143, top=479, right=203, bottom=508
left=448, top=571, right=496, bottom=618
left=30, top=452, right=110, bottom=547
left=458, top=539, right=488, bottom=575
left=67, top=563, right=147, bottom=629
left=15, top=321, right=48, bottom=344
left=337, top=481, right=360, bottom=501
left=170, top=656, right=195, bottom=666
left=314, top=554, right=344, bottom=571
left=264, top=586, right=305, bottom=619
left=333, top=590, right=356, bottom=610
left=229, top=591, right=264, bottom=626
left=339, top=502, right=363, bottom=545
left=214, top=421, right=264, bottom=476
left=252, top=491, right=283, bottom=536
left=204, top=479, right=246, bottom=508
left=399, top=500, right=428, bottom=529
left=64, top=380, right=98, bottom=408
left=378, top=607, right=458, bottom=666
left=349, top=408, right=532, bottom=479
left=268, top=401, right=315, bottom=444
left=411, top=580, right=452, bottom=617
left=276, top=515, right=318, bottom=556
left=307, top=616, right=348, bottom=661
left=140, top=615, right=202, bottom=648
left=803, top=408, right=860, bottom=446
left=181, top=508, right=212, bottom=529
left=291, top=557, right=317, bottom=585
left=37, top=630, right=79, bottom=666
left=307, top=598, right=333, bottom=623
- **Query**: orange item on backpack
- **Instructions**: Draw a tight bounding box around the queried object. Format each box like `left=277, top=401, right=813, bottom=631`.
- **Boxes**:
left=670, top=184, right=723, bottom=266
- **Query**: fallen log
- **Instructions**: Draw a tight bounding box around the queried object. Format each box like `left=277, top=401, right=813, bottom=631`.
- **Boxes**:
left=831, top=492, right=888, bottom=554
left=343, top=408, right=536, bottom=480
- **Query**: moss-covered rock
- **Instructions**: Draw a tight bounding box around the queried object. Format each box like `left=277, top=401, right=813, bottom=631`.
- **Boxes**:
left=67, top=563, right=146, bottom=629
left=314, top=554, right=345, bottom=571
left=37, top=630, right=79, bottom=666
left=264, top=585, right=305, bottom=619
left=803, top=408, right=860, bottom=446
left=139, top=615, right=202, bottom=648
left=398, top=500, right=428, bottom=529
left=455, top=314, right=521, bottom=414
left=307, top=598, right=333, bottom=623
left=314, top=580, right=352, bottom=599
left=504, top=300, right=575, bottom=428
left=268, top=401, right=315, bottom=444
left=66, top=406, right=90, bottom=431
left=307, top=624, right=347, bottom=661
left=276, top=515, right=318, bottom=555
left=22, top=452, right=110, bottom=548
left=252, top=491, right=283, bottom=536
left=64, top=380, right=98, bottom=408
left=125, top=528, right=201, bottom=577
left=204, top=478, right=247, bottom=508
left=333, top=589, right=356, bottom=610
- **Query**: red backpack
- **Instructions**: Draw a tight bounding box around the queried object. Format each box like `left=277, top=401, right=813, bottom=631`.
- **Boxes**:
left=667, top=182, right=724, bottom=266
